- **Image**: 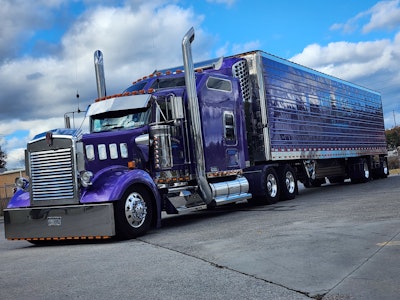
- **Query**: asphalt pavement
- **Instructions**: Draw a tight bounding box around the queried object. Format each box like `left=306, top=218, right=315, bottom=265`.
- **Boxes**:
left=1, top=174, right=400, bottom=300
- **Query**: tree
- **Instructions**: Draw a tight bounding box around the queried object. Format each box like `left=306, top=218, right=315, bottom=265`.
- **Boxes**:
left=0, top=146, right=6, bottom=169
left=385, top=127, right=400, bottom=150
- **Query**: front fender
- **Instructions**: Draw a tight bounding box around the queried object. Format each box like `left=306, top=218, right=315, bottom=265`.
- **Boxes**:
left=81, top=166, right=161, bottom=227
left=81, top=166, right=159, bottom=202
left=6, top=190, right=30, bottom=208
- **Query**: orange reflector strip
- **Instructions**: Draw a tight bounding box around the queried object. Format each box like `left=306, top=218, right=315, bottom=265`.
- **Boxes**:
left=8, top=236, right=112, bottom=241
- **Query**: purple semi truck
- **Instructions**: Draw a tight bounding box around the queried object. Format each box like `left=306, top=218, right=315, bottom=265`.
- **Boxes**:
left=4, top=28, right=388, bottom=242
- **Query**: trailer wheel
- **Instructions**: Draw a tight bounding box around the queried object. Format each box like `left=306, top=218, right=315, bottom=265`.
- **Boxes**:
left=114, top=186, right=153, bottom=239
left=352, top=159, right=370, bottom=183
left=278, top=165, right=297, bottom=200
left=251, top=167, right=280, bottom=205
left=379, top=159, right=389, bottom=178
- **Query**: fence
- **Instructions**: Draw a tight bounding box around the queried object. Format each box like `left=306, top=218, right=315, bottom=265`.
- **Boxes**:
left=0, top=184, right=14, bottom=216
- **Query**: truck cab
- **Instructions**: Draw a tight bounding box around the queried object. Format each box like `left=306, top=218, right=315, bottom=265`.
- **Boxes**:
left=4, top=39, right=252, bottom=241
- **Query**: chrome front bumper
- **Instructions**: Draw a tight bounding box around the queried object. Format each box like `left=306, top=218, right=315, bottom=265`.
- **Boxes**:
left=4, top=203, right=115, bottom=241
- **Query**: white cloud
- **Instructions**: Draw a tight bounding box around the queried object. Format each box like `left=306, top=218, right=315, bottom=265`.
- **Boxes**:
left=290, top=39, right=392, bottom=80
left=363, top=0, right=400, bottom=33
left=0, top=1, right=217, bottom=169
left=331, top=0, right=400, bottom=34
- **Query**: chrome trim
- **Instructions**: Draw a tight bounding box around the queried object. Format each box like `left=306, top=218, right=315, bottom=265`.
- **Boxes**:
left=94, top=50, right=107, bottom=99
left=182, top=27, right=213, bottom=204
left=86, top=94, right=151, bottom=117
left=4, top=203, right=115, bottom=240
left=27, top=134, right=82, bottom=206
left=209, top=177, right=251, bottom=205
left=254, top=52, right=271, bottom=160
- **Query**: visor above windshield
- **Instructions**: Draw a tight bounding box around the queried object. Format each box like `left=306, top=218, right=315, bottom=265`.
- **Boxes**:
left=86, top=94, right=151, bottom=117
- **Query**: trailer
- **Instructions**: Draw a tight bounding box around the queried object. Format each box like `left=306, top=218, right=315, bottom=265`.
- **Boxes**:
left=4, top=28, right=387, bottom=242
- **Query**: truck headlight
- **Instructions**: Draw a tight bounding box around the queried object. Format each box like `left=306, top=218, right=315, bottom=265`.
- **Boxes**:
left=80, top=171, right=93, bottom=187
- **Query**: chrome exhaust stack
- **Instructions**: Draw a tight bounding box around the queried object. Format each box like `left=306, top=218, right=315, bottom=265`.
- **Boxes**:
left=182, top=27, right=213, bottom=204
left=94, top=50, right=107, bottom=99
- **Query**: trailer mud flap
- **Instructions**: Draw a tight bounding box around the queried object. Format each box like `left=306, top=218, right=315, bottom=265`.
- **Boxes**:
left=4, top=203, right=115, bottom=241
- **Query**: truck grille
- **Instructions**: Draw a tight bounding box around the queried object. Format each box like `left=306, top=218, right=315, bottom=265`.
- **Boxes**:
left=30, top=148, right=75, bottom=201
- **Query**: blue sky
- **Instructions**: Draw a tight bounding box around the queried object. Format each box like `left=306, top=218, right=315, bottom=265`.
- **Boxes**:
left=1, top=0, right=400, bottom=169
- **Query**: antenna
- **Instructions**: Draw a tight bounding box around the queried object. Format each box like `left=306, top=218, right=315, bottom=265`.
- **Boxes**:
left=64, top=92, right=85, bottom=129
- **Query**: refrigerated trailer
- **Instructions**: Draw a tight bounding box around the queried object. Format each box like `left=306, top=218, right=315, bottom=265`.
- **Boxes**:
left=4, top=27, right=388, bottom=242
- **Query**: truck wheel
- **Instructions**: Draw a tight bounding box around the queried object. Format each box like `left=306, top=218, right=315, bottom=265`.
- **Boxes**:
left=359, top=159, right=370, bottom=183
left=278, top=165, right=297, bottom=200
left=380, top=159, right=389, bottom=178
left=352, top=159, right=370, bottom=183
left=114, top=186, right=153, bottom=239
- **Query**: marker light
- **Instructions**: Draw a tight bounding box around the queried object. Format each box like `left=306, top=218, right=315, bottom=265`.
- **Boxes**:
left=85, top=145, right=95, bottom=161
left=109, top=143, right=118, bottom=159
left=98, top=144, right=107, bottom=160
left=120, top=143, right=128, bottom=158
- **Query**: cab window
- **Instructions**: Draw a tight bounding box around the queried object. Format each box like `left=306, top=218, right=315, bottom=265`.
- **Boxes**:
left=224, top=111, right=236, bottom=142
left=207, top=77, right=232, bottom=92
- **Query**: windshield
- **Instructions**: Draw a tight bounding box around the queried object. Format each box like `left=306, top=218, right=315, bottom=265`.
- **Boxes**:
left=150, top=77, right=186, bottom=89
left=91, top=108, right=150, bottom=133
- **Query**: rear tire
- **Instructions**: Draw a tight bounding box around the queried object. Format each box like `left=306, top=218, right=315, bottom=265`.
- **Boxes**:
left=249, top=167, right=280, bottom=205
left=114, top=186, right=153, bottom=239
left=352, top=159, right=370, bottom=184
left=379, top=159, right=389, bottom=178
left=278, top=165, right=297, bottom=200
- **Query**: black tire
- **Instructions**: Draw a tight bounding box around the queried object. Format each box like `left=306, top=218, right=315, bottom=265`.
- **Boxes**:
left=278, top=165, right=297, bottom=200
left=249, top=167, right=280, bottom=205
left=303, top=178, right=325, bottom=188
left=352, top=159, right=370, bottom=184
left=114, top=186, right=153, bottom=239
left=379, top=159, right=389, bottom=178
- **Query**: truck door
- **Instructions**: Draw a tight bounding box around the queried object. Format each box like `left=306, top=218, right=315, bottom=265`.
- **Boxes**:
left=150, top=95, right=191, bottom=185
left=198, top=75, right=247, bottom=176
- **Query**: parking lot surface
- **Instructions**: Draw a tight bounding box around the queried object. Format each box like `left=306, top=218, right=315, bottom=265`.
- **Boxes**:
left=1, top=175, right=399, bottom=299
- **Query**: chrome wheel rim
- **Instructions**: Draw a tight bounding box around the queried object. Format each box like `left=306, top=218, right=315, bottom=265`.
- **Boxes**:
left=383, top=160, right=388, bottom=175
left=125, top=192, right=147, bottom=228
left=285, top=171, right=296, bottom=194
left=363, top=162, right=370, bottom=179
left=267, top=174, right=278, bottom=198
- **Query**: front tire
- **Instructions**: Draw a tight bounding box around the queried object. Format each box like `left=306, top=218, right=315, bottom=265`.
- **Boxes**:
left=114, top=186, right=153, bottom=239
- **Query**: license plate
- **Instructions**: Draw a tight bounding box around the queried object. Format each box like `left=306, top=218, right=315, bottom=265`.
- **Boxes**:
left=47, top=216, right=62, bottom=226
